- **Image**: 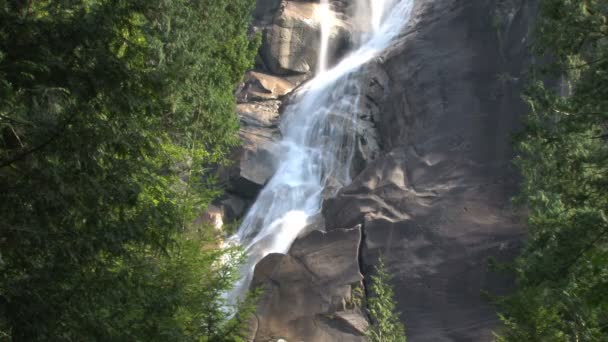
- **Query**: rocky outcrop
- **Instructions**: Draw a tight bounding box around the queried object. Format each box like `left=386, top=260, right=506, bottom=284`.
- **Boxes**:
left=219, top=100, right=281, bottom=200
left=215, top=0, right=353, bottom=220
left=220, top=0, right=317, bottom=201
left=211, top=0, right=366, bottom=234
left=250, top=227, right=368, bottom=342
left=224, top=0, right=538, bottom=340
left=238, top=71, right=296, bottom=102
left=256, top=0, right=351, bottom=76
left=347, top=62, right=388, bottom=177
left=322, top=0, right=536, bottom=341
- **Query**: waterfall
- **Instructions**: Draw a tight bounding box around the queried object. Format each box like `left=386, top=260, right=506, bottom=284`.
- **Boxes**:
left=371, top=0, right=387, bottom=33
left=226, top=0, right=414, bottom=305
left=317, top=0, right=332, bottom=73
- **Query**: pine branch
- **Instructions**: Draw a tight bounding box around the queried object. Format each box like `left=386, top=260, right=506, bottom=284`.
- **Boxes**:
left=0, top=113, right=74, bottom=168
left=0, top=113, right=34, bottom=126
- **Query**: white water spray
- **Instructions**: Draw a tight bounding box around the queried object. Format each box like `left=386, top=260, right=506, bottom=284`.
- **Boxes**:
left=317, top=0, right=332, bottom=73
left=371, top=0, right=387, bottom=33
left=226, top=0, right=414, bottom=305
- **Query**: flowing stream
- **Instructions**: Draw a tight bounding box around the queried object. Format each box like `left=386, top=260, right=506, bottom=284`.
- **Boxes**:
left=227, top=0, right=414, bottom=304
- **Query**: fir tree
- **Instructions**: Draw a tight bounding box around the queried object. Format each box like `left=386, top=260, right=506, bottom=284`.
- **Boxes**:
left=366, top=258, right=407, bottom=342
left=496, top=0, right=608, bottom=340
left=0, top=0, right=259, bottom=340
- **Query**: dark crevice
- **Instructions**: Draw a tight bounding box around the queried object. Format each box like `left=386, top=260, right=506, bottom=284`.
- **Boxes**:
left=356, top=221, right=371, bottom=322
left=365, top=94, right=380, bottom=108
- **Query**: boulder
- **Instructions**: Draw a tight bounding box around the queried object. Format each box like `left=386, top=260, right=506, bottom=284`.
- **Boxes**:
left=237, top=100, right=282, bottom=127
left=216, top=194, right=248, bottom=223
left=334, top=311, right=369, bottom=335
left=219, top=101, right=282, bottom=199
left=195, top=194, right=249, bottom=232
left=259, top=0, right=351, bottom=76
left=237, top=71, right=296, bottom=102
left=250, top=227, right=368, bottom=342
left=207, top=193, right=249, bottom=227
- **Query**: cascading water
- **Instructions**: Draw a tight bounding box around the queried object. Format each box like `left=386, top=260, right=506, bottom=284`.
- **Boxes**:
left=226, top=0, right=414, bottom=305
left=317, top=0, right=332, bottom=73
left=371, top=0, right=387, bottom=32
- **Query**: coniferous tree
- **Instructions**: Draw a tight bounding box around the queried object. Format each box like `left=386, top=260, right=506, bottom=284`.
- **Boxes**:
left=366, top=258, right=407, bottom=342
left=0, top=0, right=259, bottom=340
left=496, top=1, right=608, bottom=340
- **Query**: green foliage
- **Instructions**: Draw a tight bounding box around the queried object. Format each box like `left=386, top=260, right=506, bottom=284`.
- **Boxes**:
left=222, top=218, right=243, bottom=238
left=365, top=258, right=407, bottom=342
left=496, top=0, right=608, bottom=340
left=348, top=283, right=365, bottom=309
left=0, top=0, right=259, bottom=340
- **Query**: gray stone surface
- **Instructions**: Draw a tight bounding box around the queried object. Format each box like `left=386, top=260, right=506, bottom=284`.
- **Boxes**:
left=219, top=100, right=282, bottom=199
left=222, top=0, right=366, bottom=202
left=249, top=227, right=367, bottom=342
left=238, top=71, right=296, bottom=102
left=346, top=62, right=388, bottom=177
left=252, top=0, right=282, bottom=23
left=257, top=0, right=351, bottom=76
left=230, top=0, right=538, bottom=341
left=322, top=0, right=536, bottom=341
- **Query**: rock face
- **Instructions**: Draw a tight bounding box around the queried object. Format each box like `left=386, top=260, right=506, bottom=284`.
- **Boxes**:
left=238, top=71, right=296, bottom=102
left=256, top=0, right=350, bottom=76
left=214, top=0, right=353, bottom=224
left=219, top=100, right=281, bottom=200
left=250, top=227, right=368, bottom=342
left=225, top=0, right=538, bottom=341
left=225, top=0, right=331, bottom=199
left=322, top=0, right=536, bottom=341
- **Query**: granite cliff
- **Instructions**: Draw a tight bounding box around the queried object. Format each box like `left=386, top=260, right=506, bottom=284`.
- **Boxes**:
left=209, top=1, right=538, bottom=340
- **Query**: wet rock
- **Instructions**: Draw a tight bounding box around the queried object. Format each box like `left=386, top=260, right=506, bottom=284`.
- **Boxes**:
left=223, top=0, right=361, bottom=203
left=258, top=0, right=351, bottom=76
left=348, top=62, right=388, bottom=176
left=250, top=227, right=367, bottom=342
left=231, top=0, right=538, bottom=340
